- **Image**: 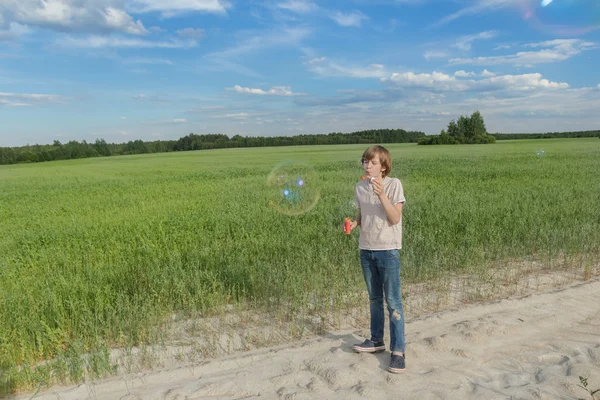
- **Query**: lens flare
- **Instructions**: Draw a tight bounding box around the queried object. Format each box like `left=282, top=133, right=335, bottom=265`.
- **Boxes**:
left=519, top=0, right=600, bottom=36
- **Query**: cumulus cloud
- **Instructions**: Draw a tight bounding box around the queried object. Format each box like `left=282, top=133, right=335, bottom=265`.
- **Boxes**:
left=0, top=0, right=229, bottom=37
left=449, top=39, right=594, bottom=67
left=0, top=0, right=148, bottom=35
left=227, top=85, right=304, bottom=96
left=454, top=70, right=476, bottom=77
left=481, top=69, right=496, bottom=77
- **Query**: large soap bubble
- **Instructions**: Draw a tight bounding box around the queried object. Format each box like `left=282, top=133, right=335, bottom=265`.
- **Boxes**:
left=267, top=161, right=320, bottom=216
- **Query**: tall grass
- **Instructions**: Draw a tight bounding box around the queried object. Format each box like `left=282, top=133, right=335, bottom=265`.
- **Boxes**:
left=1, top=139, right=598, bottom=392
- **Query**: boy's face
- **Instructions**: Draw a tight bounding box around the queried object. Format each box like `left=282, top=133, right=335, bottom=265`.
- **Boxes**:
left=362, top=154, right=385, bottom=178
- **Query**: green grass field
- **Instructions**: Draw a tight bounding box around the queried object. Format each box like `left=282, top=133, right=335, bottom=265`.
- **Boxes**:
left=1, top=138, right=599, bottom=392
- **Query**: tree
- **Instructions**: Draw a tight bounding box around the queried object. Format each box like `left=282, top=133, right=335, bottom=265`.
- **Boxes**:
left=470, top=111, right=487, bottom=137
left=418, top=111, right=495, bottom=145
left=94, top=139, right=112, bottom=156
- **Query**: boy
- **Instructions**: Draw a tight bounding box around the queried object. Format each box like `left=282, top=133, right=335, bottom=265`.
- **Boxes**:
left=347, top=145, right=406, bottom=373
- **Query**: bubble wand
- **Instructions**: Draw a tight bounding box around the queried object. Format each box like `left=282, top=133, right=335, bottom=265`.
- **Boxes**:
left=360, top=175, right=375, bottom=183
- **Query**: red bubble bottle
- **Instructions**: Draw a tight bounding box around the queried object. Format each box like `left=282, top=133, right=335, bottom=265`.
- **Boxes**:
left=344, top=218, right=351, bottom=234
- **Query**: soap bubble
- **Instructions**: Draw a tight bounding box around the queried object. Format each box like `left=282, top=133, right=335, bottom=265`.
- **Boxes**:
left=536, top=149, right=546, bottom=158
left=267, top=161, right=320, bottom=216
left=340, top=199, right=359, bottom=219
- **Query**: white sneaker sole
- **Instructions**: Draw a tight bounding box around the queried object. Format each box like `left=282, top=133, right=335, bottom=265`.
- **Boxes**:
left=352, top=346, right=385, bottom=353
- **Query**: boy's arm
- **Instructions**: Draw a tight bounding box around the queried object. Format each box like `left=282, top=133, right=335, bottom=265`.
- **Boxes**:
left=351, top=210, right=361, bottom=231
left=379, top=196, right=403, bottom=225
left=373, top=178, right=403, bottom=225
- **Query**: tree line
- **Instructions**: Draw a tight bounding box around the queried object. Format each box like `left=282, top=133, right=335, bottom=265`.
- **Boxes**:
left=417, top=111, right=599, bottom=145
left=2, top=123, right=599, bottom=165
left=491, top=131, right=600, bottom=140
left=0, top=129, right=424, bottom=165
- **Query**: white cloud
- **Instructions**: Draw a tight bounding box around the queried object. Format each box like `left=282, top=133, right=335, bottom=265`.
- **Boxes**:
left=449, top=39, right=594, bottom=67
left=202, top=27, right=311, bottom=77
left=306, top=60, right=389, bottom=79
left=597, top=84, right=600, bottom=89
left=211, top=112, right=250, bottom=120
left=481, top=69, right=496, bottom=77
left=131, top=93, right=169, bottom=102
left=432, top=0, right=522, bottom=27
left=206, top=27, right=310, bottom=59
left=0, top=22, right=31, bottom=41
left=381, top=71, right=569, bottom=92
left=0, top=0, right=148, bottom=35
left=176, top=27, right=204, bottom=39
left=55, top=35, right=197, bottom=49
left=142, top=118, right=188, bottom=125
left=526, top=39, right=594, bottom=50
left=306, top=57, right=326, bottom=64
left=0, top=1, right=228, bottom=37
left=0, top=91, right=66, bottom=107
left=126, top=0, right=230, bottom=17
left=330, top=11, right=368, bottom=27
left=274, top=2, right=368, bottom=28
left=122, top=57, right=173, bottom=65
left=454, top=70, right=476, bottom=77
left=227, top=85, right=304, bottom=96
left=453, top=30, right=498, bottom=51
left=383, top=71, right=463, bottom=90
left=424, top=50, right=449, bottom=60
left=185, top=105, right=226, bottom=113
left=277, top=0, right=318, bottom=14
left=149, top=26, right=165, bottom=33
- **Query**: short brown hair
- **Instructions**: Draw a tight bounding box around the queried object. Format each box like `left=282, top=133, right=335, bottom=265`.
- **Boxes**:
left=362, top=145, right=392, bottom=178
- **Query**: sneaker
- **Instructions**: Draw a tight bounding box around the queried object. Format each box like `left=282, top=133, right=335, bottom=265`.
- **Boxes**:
left=388, top=353, right=406, bottom=373
left=352, top=339, right=385, bottom=353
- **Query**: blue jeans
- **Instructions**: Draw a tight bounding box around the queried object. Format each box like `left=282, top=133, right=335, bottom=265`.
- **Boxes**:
left=359, top=249, right=405, bottom=353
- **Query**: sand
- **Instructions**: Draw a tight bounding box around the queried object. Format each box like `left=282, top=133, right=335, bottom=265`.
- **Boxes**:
left=16, top=277, right=600, bottom=400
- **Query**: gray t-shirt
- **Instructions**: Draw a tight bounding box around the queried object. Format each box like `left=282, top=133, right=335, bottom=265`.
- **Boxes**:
left=355, top=176, right=406, bottom=250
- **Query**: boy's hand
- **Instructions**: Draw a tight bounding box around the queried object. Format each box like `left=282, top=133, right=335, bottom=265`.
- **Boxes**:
left=372, top=177, right=385, bottom=198
left=342, top=220, right=359, bottom=233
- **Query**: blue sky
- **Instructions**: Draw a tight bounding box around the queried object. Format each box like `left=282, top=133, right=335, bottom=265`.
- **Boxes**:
left=1, top=0, right=599, bottom=147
